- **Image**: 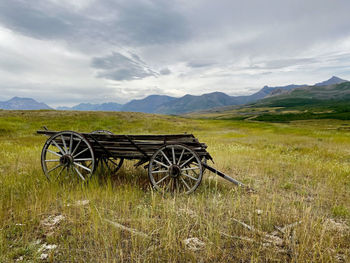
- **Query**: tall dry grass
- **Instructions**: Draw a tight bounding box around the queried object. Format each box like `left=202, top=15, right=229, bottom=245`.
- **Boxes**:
left=0, top=111, right=349, bottom=262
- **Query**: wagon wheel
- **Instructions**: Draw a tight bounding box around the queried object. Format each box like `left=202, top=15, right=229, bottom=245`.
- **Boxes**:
left=41, top=131, right=95, bottom=182
left=148, top=144, right=203, bottom=194
left=91, top=130, right=124, bottom=174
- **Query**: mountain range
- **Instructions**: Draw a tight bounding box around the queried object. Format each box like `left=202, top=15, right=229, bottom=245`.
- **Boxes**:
left=0, top=76, right=348, bottom=114
left=57, top=102, right=122, bottom=111
left=55, top=81, right=312, bottom=114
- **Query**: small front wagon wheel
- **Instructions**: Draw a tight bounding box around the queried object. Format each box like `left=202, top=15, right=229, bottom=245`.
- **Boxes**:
left=41, top=131, right=95, bottom=182
left=148, top=144, right=203, bottom=194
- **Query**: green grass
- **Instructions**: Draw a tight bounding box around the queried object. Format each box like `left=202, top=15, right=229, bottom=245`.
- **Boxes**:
left=0, top=110, right=349, bottom=262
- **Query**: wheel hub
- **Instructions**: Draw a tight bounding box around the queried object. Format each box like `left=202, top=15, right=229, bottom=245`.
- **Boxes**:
left=60, top=154, right=73, bottom=166
left=169, top=165, right=181, bottom=178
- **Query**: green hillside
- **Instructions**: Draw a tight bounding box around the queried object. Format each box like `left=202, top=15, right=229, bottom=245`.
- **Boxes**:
left=253, top=82, right=350, bottom=121
left=257, top=82, right=350, bottom=106
left=191, top=82, right=350, bottom=122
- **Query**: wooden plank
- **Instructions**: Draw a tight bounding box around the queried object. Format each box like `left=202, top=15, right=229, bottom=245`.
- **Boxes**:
left=37, top=130, right=195, bottom=140
left=52, top=138, right=206, bottom=150
left=38, top=130, right=210, bottom=159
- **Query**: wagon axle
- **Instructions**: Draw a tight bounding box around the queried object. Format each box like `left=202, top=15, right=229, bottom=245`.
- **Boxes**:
left=169, top=165, right=181, bottom=178
left=60, top=154, right=73, bottom=166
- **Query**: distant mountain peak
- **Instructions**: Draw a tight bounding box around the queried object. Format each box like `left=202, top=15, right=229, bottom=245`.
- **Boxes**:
left=315, top=76, right=348, bottom=86
left=331, top=76, right=344, bottom=81
left=0, top=97, right=52, bottom=110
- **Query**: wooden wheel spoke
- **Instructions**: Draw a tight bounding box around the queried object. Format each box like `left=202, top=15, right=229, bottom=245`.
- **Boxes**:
left=171, top=147, right=176, bottom=164
left=160, top=150, right=172, bottom=166
left=74, top=162, right=91, bottom=172
left=71, top=139, right=82, bottom=156
left=181, top=172, right=198, bottom=181
left=73, top=166, right=86, bottom=181
left=165, top=178, right=172, bottom=191
left=45, top=159, right=60, bottom=162
left=55, top=165, right=66, bottom=180
left=61, top=135, right=68, bottom=153
left=154, top=160, right=169, bottom=169
left=47, top=149, right=62, bottom=157
left=151, top=169, right=168, bottom=173
left=177, top=149, right=185, bottom=165
left=180, top=177, right=191, bottom=190
left=190, top=168, right=199, bottom=177
left=180, top=156, right=194, bottom=168
left=52, top=140, right=65, bottom=155
left=155, top=174, right=170, bottom=185
left=73, top=147, right=89, bottom=158
left=47, top=163, right=63, bottom=173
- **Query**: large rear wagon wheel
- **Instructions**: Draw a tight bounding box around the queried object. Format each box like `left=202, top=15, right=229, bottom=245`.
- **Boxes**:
left=41, top=131, right=95, bottom=182
left=148, top=144, right=203, bottom=194
left=91, top=130, right=124, bottom=174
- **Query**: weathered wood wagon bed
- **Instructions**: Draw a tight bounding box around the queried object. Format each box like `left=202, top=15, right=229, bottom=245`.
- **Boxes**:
left=37, top=129, right=245, bottom=194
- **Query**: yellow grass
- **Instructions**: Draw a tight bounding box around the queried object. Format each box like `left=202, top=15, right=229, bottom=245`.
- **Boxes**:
left=0, top=110, right=349, bottom=262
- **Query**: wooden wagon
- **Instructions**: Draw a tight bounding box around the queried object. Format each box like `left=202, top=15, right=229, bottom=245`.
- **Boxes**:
left=37, top=129, right=246, bottom=194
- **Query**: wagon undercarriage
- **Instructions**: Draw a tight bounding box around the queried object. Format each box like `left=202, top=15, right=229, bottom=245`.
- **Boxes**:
left=37, top=129, right=246, bottom=194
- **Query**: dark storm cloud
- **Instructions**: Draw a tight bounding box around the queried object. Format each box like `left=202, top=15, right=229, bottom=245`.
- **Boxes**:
left=0, top=0, right=80, bottom=39
left=0, top=0, right=189, bottom=47
left=92, top=52, right=157, bottom=81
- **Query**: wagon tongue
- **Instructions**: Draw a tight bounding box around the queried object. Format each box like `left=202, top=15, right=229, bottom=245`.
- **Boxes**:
left=201, top=162, right=247, bottom=188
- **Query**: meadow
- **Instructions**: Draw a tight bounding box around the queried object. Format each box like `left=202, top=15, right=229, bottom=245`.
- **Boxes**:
left=0, top=110, right=349, bottom=262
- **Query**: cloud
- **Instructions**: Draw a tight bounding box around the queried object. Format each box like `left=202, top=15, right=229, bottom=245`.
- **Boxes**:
left=187, top=61, right=216, bottom=68
left=159, top=68, right=171, bottom=75
left=91, top=52, right=157, bottom=81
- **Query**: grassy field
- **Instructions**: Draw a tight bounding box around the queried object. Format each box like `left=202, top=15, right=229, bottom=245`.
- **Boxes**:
left=0, top=110, right=349, bottom=262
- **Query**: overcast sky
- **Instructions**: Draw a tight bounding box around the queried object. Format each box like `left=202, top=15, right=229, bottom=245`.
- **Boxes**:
left=0, top=0, right=350, bottom=107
